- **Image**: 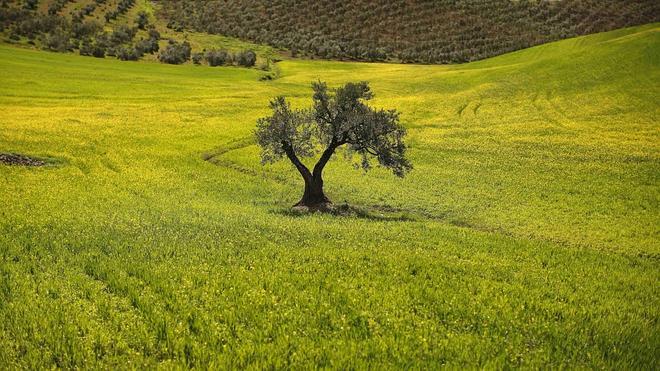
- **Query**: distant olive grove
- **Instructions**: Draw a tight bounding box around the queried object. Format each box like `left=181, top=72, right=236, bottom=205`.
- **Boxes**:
left=0, top=0, right=257, bottom=67
left=160, top=0, right=659, bottom=64
left=159, top=41, right=256, bottom=67
left=3, top=0, right=658, bottom=66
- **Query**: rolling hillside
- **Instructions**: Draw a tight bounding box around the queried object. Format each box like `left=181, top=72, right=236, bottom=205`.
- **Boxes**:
left=0, top=0, right=278, bottom=65
left=0, top=23, right=658, bottom=368
left=160, top=0, right=660, bottom=63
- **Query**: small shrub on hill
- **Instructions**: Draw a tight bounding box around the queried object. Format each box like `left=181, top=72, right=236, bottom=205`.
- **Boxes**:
left=148, top=28, right=160, bottom=41
left=42, top=28, right=72, bottom=52
left=116, top=45, right=141, bottom=61
left=235, top=49, right=256, bottom=67
left=135, top=10, right=148, bottom=30
left=192, top=51, right=203, bottom=65
left=135, top=37, right=158, bottom=54
left=71, top=20, right=102, bottom=39
left=158, top=40, right=191, bottom=64
left=48, top=0, right=67, bottom=15
left=22, top=0, right=37, bottom=11
left=110, top=24, right=135, bottom=44
left=205, top=49, right=231, bottom=66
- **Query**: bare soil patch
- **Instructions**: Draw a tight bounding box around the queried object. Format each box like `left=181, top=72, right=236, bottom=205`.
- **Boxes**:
left=0, top=153, right=47, bottom=167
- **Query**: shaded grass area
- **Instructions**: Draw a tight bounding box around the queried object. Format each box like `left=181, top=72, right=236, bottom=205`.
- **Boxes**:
left=0, top=24, right=659, bottom=368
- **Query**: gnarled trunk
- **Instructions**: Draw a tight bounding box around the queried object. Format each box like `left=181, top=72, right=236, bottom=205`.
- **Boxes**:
left=283, top=140, right=339, bottom=209
left=296, top=174, right=330, bottom=208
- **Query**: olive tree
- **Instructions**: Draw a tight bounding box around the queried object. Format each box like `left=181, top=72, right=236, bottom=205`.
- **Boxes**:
left=256, top=81, right=412, bottom=208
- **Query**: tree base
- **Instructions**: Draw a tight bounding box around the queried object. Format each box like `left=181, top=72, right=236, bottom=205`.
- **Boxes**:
left=292, top=201, right=334, bottom=213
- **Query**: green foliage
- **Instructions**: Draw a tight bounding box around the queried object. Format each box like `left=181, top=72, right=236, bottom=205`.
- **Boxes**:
left=157, top=40, right=191, bottom=64
left=0, top=1, right=267, bottom=67
left=191, top=51, right=203, bottom=65
left=204, top=49, right=259, bottom=67
left=41, top=27, right=72, bottom=52
left=256, top=80, right=412, bottom=178
left=0, top=23, right=659, bottom=368
left=70, top=19, right=102, bottom=40
left=135, top=10, right=149, bottom=30
left=78, top=37, right=92, bottom=56
left=116, top=45, right=141, bottom=61
left=312, top=81, right=411, bottom=176
left=147, top=28, right=160, bottom=41
left=135, top=28, right=160, bottom=55
left=48, top=0, right=67, bottom=15
left=22, top=0, right=37, bottom=11
left=110, top=24, right=135, bottom=45
left=135, top=37, right=158, bottom=55
left=105, top=0, right=135, bottom=22
left=256, top=96, right=316, bottom=163
left=205, top=48, right=231, bottom=66
left=235, top=49, right=256, bottom=67
left=256, top=81, right=411, bottom=205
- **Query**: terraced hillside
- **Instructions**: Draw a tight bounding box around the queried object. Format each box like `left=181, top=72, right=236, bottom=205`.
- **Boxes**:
left=160, top=0, right=660, bottom=63
left=0, top=23, right=658, bottom=368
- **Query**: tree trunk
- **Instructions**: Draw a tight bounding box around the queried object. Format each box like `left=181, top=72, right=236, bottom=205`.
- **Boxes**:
left=283, top=140, right=339, bottom=210
left=295, top=174, right=330, bottom=208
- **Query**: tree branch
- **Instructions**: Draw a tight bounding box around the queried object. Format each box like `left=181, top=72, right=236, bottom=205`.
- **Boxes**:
left=282, top=141, right=312, bottom=182
left=312, top=141, right=340, bottom=178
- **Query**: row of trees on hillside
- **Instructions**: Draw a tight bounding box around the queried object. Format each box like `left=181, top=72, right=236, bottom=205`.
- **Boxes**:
left=158, top=41, right=257, bottom=66
left=160, top=0, right=659, bottom=64
left=192, top=49, right=256, bottom=67
left=0, top=4, right=259, bottom=67
left=0, top=6, right=159, bottom=59
left=104, top=0, right=135, bottom=23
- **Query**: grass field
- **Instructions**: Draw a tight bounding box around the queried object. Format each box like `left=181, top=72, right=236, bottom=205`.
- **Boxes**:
left=0, top=24, right=659, bottom=368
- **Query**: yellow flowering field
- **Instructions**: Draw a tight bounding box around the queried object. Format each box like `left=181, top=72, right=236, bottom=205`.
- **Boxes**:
left=0, top=24, right=658, bottom=368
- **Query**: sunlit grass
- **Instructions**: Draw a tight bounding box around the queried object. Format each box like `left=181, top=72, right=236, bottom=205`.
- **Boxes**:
left=0, top=24, right=658, bottom=368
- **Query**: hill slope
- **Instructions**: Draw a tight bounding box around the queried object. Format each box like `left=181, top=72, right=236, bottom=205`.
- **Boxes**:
left=160, top=0, right=660, bottom=63
left=0, top=25, right=658, bottom=367
left=0, top=0, right=277, bottom=65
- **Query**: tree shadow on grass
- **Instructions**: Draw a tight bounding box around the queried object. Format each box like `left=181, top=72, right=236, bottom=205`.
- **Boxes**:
left=272, top=203, right=420, bottom=222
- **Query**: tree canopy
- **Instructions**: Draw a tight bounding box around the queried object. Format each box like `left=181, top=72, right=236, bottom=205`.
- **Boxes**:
left=256, top=81, right=411, bottom=208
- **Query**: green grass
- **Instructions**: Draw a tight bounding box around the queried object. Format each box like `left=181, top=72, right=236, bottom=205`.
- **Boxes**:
left=0, top=24, right=658, bottom=368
